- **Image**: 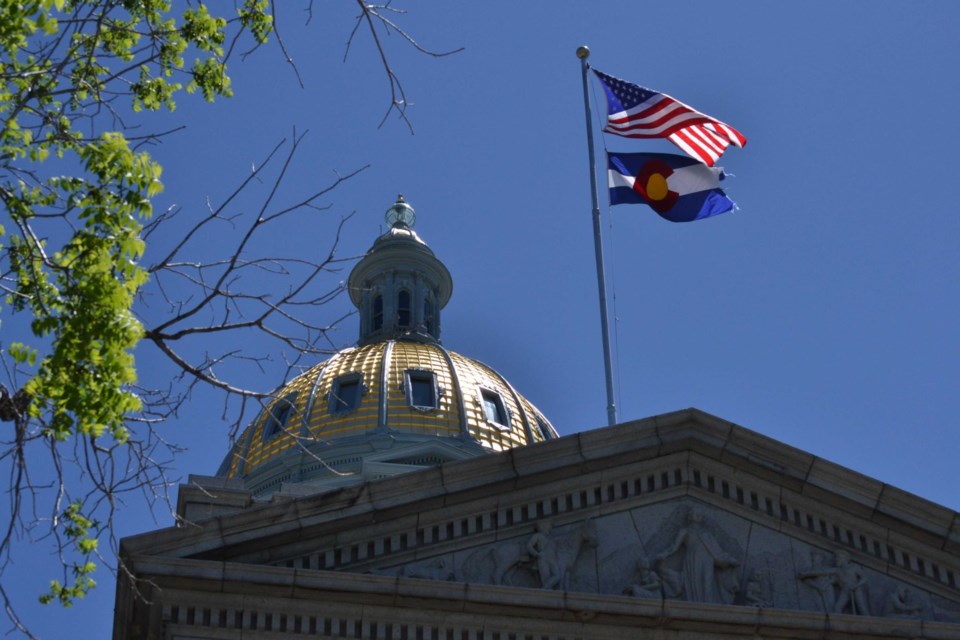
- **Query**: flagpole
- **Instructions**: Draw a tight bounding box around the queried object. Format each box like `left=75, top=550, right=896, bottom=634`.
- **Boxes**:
left=577, top=45, right=618, bottom=427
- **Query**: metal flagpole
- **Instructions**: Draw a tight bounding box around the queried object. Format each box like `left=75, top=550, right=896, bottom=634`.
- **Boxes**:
left=577, top=45, right=618, bottom=427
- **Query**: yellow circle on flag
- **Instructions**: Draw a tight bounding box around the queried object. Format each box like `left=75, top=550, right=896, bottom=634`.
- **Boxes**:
left=645, top=173, right=670, bottom=201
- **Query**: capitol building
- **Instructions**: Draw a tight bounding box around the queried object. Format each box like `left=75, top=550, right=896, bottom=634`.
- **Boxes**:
left=113, top=198, right=960, bottom=639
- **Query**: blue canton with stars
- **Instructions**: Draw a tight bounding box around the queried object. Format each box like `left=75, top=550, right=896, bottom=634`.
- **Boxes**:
left=594, top=70, right=658, bottom=114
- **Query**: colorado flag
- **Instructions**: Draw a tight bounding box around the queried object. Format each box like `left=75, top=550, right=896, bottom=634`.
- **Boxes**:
left=607, top=152, right=735, bottom=223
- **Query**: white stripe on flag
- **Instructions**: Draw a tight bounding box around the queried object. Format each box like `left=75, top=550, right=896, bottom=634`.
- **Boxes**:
left=608, top=163, right=722, bottom=195
left=668, top=133, right=711, bottom=165
left=608, top=169, right=635, bottom=190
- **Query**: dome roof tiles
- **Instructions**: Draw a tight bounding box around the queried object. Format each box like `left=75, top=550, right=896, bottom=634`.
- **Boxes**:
left=219, top=339, right=556, bottom=495
left=217, top=197, right=555, bottom=497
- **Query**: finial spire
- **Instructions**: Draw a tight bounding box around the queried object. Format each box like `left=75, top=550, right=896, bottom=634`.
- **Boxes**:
left=385, top=194, right=416, bottom=228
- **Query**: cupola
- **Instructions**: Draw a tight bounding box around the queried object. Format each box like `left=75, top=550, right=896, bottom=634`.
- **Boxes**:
left=216, top=196, right=555, bottom=498
left=348, top=195, right=452, bottom=345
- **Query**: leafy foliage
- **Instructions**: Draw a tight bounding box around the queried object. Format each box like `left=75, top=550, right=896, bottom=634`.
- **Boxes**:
left=0, top=1, right=457, bottom=635
left=37, top=502, right=98, bottom=607
left=0, top=0, right=272, bottom=629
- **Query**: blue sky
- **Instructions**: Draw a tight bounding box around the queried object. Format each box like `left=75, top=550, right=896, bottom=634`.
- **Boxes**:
left=6, top=2, right=960, bottom=636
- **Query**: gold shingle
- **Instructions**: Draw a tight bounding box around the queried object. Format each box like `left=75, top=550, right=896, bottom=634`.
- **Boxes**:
left=222, top=339, right=555, bottom=480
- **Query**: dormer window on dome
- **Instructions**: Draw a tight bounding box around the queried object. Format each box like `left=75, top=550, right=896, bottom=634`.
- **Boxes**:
left=261, top=393, right=297, bottom=442
left=330, top=373, right=364, bottom=415
left=480, top=387, right=510, bottom=429
left=405, top=369, right=439, bottom=411
left=348, top=196, right=453, bottom=345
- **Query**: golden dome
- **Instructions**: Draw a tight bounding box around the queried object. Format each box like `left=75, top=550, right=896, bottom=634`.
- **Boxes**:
left=217, top=197, right=557, bottom=497
left=219, top=339, right=556, bottom=495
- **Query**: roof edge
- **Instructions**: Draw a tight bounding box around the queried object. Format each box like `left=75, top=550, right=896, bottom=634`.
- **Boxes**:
left=122, top=408, right=960, bottom=561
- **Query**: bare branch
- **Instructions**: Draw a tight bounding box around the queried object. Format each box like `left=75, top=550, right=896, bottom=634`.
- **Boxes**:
left=0, top=2, right=459, bottom=634
left=269, top=0, right=306, bottom=89
left=348, top=0, right=463, bottom=132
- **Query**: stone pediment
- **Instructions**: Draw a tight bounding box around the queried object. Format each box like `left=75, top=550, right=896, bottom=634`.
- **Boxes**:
left=121, top=409, right=960, bottom=632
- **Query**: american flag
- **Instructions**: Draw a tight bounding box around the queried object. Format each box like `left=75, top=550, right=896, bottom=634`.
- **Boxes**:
left=594, top=69, right=746, bottom=167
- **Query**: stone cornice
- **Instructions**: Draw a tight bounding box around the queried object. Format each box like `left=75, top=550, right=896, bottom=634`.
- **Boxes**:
left=122, top=409, right=960, bottom=568
left=120, top=554, right=959, bottom=640
left=125, top=409, right=958, bottom=563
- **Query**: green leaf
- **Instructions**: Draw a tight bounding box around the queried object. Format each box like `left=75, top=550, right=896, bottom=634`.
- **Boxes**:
left=1, top=0, right=274, bottom=612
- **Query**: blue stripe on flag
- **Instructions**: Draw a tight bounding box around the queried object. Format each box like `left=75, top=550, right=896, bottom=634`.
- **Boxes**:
left=607, top=152, right=736, bottom=223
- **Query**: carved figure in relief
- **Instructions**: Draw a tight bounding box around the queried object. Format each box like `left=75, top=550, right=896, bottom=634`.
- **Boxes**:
left=622, top=558, right=662, bottom=598
left=882, top=586, right=924, bottom=619
left=833, top=551, right=870, bottom=615
left=459, top=519, right=597, bottom=590
left=798, top=550, right=870, bottom=615
left=655, top=508, right=740, bottom=604
left=655, top=556, right=683, bottom=599
left=798, top=551, right=836, bottom=612
left=744, top=569, right=771, bottom=608
left=526, top=521, right=561, bottom=589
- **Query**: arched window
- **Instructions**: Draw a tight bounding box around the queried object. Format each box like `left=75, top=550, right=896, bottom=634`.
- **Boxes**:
left=423, top=298, right=435, bottom=335
left=398, top=290, right=411, bottom=328
left=480, top=388, right=509, bottom=428
left=261, top=393, right=297, bottom=442
left=372, top=295, right=383, bottom=331
left=535, top=415, right=554, bottom=440
left=405, top=369, right=438, bottom=410
left=330, top=373, right=363, bottom=414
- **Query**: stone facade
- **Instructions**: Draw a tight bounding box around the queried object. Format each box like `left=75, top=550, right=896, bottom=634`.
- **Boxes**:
left=113, top=409, right=960, bottom=639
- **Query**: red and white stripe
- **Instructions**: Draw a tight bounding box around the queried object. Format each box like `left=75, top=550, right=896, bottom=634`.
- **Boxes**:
left=605, top=95, right=745, bottom=167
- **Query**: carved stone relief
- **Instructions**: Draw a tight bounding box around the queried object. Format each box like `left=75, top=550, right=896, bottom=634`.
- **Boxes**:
left=399, top=556, right=455, bottom=582
left=798, top=549, right=871, bottom=615
left=622, top=558, right=664, bottom=599
left=458, top=519, right=597, bottom=590
left=743, top=569, right=772, bottom=607
left=882, top=585, right=924, bottom=618
left=738, top=546, right=800, bottom=610
left=931, top=598, right=960, bottom=623
left=641, top=505, right=744, bottom=605
left=376, top=500, right=958, bottom=624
